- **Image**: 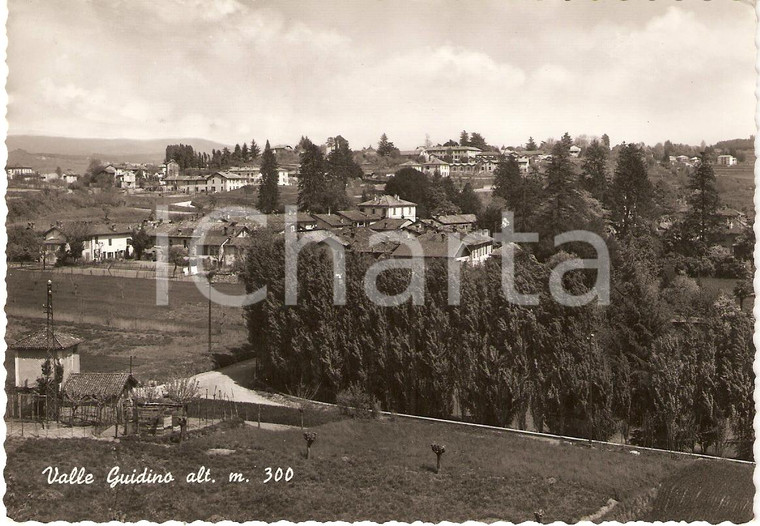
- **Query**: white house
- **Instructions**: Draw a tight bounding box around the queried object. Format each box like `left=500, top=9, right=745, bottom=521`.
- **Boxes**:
left=83, top=224, right=134, bottom=261
left=569, top=145, right=582, bottom=158
left=358, top=195, right=417, bottom=222
left=207, top=171, right=253, bottom=192
left=277, top=168, right=291, bottom=186
left=420, top=157, right=451, bottom=177
left=6, top=166, right=36, bottom=179
left=10, top=328, right=82, bottom=390
left=422, top=146, right=482, bottom=162
left=390, top=230, right=493, bottom=265
left=717, top=154, right=738, bottom=166
left=115, top=169, right=138, bottom=189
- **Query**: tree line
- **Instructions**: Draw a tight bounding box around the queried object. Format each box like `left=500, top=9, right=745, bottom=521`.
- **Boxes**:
left=165, top=140, right=262, bottom=171
left=240, top=228, right=753, bottom=458
left=240, top=133, right=754, bottom=459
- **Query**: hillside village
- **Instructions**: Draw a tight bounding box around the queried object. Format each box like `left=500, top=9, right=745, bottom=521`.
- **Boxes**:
left=7, top=134, right=753, bottom=276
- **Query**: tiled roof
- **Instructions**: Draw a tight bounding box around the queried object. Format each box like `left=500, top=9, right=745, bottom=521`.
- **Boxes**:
left=391, top=231, right=493, bottom=259
left=358, top=195, right=417, bottom=208
left=89, top=223, right=134, bottom=236
left=213, top=171, right=251, bottom=180
left=426, top=146, right=482, bottom=152
left=369, top=218, right=411, bottom=231
left=63, top=373, right=138, bottom=400
left=312, top=213, right=350, bottom=228
left=336, top=210, right=382, bottom=223
left=11, top=329, right=83, bottom=351
left=434, top=214, right=478, bottom=225
left=338, top=227, right=400, bottom=255
left=391, top=232, right=457, bottom=258
left=298, top=230, right=350, bottom=247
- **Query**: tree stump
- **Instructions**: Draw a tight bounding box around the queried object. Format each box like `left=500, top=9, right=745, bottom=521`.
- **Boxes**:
left=304, top=431, right=317, bottom=459
left=431, top=443, right=445, bottom=473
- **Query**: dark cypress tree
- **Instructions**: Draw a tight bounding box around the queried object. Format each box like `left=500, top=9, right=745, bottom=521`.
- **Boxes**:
left=456, top=182, right=482, bottom=215
left=377, top=133, right=398, bottom=157
left=297, top=137, right=328, bottom=212
left=257, top=141, right=279, bottom=213
left=535, top=140, right=602, bottom=258
left=609, top=143, right=653, bottom=237
left=526, top=137, right=538, bottom=150
left=582, top=139, right=610, bottom=204
left=250, top=139, right=261, bottom=160
left=493, top=154, right=521, bottom=203
left=684, top=153, right=721, bottom=244
left=492, top=154, right=539, bottom=231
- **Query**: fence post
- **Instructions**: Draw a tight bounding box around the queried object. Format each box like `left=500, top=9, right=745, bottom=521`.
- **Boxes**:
left=257, top=404, right=261, bottom=429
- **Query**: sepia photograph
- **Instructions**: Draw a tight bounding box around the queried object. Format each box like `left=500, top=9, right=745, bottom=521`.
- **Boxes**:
left=2, top=0, right=757, bottom=523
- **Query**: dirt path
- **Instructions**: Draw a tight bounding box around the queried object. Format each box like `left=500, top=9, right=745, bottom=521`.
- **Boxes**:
left=188, top=359, right=291, bottom=407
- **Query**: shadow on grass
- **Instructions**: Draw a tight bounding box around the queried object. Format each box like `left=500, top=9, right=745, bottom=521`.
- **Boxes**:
left=211, top=344, right=255, bottom=369
left=419, top=464, right=438, bottom=474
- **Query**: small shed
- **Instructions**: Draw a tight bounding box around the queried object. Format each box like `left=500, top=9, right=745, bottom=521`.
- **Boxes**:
left=61, top=372, right=138, bottom=425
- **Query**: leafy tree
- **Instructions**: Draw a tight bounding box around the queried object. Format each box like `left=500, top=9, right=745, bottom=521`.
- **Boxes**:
left=326, top=136, right=362, bottom=185
left=233, top=143, right=242, bottom=164
left=169, top=245, right=188, bottom=277
left=683, top=153, right=721, bottom=244
left=386, top=168, right=429, bottom=215
left=601, top=134, right=610, bottom=149
left=443, top=139, right=458, bottom=147
left=459, top=130, right=470, bottom=146
left=476, top=197, right=507, bottom=235
left=581, top=139, right=609, bottom=203
left=377, top=133, right=399, bottom=157
left=469, top=132, right=488, bottom=151
left=7, top=225, right=40, bottom=262
left=609, top=143, right=653, bottom=237
left=426, top=180, right=460, bottom=216
left=257, top=141, right=280, bottom=213
left=456, top=183, right=482, bottom=215
left=493, top=155, right=521, bottom=203
left=131, top=227, right=152, bottom=260
left=241, top=142, right=249, bottom=162
left=525, top=137, right=538, bottom=150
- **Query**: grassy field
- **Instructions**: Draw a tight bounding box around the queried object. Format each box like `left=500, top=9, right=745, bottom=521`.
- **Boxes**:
left=4, top=416, right=752, bottom=522
left=714, top=163, right=755, bottom=214
left=644, top=461, right=753, bottom=522
left=5, top=269, right=250, bottom=381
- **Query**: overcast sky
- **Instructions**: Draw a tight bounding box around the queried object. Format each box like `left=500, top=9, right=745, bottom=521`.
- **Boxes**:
left=7, top=0, right=757, bottom=149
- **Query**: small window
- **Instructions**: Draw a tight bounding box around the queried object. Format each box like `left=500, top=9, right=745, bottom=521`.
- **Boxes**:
left=108, top=238, right=112, bottom=246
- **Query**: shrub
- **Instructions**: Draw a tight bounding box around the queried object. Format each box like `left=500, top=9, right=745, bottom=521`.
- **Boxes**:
left=336, top=384, right=380, bottom=419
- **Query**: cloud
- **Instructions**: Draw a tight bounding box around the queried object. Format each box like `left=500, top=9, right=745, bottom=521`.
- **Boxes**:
left=6, top=2, right=755, bottom=148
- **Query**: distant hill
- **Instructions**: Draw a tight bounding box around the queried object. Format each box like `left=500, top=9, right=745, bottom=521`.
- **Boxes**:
left=6, top=135, right=229, bottom=163
left=7, top=149, right=93, bottom=174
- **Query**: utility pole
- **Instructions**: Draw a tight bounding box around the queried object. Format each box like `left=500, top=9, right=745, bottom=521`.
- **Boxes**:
left=207, top=271, right=215, bottom=353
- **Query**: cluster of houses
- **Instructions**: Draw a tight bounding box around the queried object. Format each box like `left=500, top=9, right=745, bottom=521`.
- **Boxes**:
left=41, top=222, right=136, bottom=264
left=35, top=194, right=495, bottom=269
left=162, top=166, right=295, bottom=194
left=389, top=144, right=573, bottom=178
left=144, top=194, right=495, bottom=269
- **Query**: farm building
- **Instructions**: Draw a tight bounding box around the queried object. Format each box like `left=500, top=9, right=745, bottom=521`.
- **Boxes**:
left=9, top=328, right=82, bottom=391
left=61, top=372, right=139, bottom=426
